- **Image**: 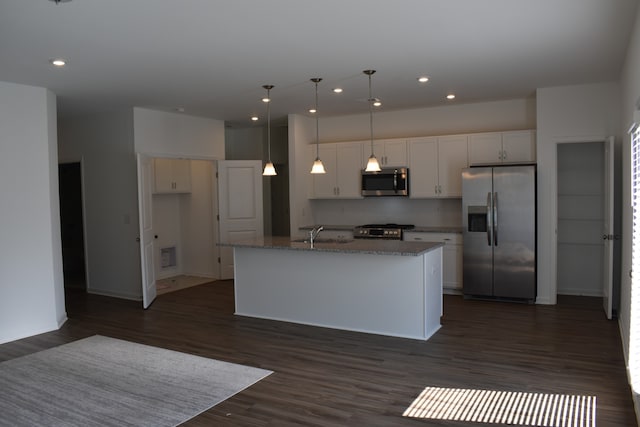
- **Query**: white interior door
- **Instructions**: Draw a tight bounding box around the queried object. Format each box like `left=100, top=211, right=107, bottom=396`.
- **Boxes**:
left=218, top=160, right=264, bottom=279
left=137, top=153, right=157, bottom=308
left=602, top=136, right=615, bottom=319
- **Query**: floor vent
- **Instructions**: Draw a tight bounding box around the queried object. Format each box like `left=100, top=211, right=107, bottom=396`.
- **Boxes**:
left=403, top=386, right=596, bottom=427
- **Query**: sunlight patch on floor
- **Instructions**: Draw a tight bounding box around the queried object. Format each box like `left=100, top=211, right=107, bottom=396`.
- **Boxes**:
left=403, top=386, right=596, bottom=426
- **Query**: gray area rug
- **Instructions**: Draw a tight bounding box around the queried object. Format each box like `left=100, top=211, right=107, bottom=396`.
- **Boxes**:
left=0, top=335, right=272, bottom=427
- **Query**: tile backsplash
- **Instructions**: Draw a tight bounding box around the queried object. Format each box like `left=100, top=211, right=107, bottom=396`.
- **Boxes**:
left=309, top=198, right=462, bottom=227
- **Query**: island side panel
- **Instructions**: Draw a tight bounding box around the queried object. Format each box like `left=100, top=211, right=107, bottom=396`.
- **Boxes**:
left=233, top=246, right=441, bottom=340
left=423, top=247, right=443, bottom=340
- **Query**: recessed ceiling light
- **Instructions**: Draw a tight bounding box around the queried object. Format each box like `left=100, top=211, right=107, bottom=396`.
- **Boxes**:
left=446, top=94, right=456, bottom=100
left=251, top=116, right=259, bottom=121
left=309, top=108, right=317, bottom=114
left=417, top=76, right=429, bottom=83
left=50, top=59, right=66, bottom=67
left=333, top=88, right=343, bottom=94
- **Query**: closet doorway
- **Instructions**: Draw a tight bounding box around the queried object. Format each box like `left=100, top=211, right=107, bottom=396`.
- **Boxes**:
left=556, top=139, right=616, bottom=318
left=58, top=162, right=87, bottom=290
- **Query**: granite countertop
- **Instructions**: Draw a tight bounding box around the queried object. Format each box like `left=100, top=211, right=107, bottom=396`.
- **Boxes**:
left=412, top=226, right=463, bottom=233
left=219, top=236, right=443, bottom=256
left=300, top=224, right=463, bottom=234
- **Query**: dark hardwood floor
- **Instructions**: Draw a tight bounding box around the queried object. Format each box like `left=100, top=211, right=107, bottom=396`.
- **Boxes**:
left=1, top=281, right=636, bottom=426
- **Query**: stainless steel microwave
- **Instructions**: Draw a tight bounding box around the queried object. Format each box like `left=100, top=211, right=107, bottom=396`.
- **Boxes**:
left=361, top=167, right=409, bottom=197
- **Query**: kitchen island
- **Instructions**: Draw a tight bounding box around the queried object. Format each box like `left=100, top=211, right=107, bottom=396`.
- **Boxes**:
left=222, top=237, right=443, bottom=341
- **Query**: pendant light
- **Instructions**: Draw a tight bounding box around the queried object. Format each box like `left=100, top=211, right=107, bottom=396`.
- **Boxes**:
left=363, top=70, right=381, bottom=172
left=310, top=78, right=326, bottom=174
left=262, top=84, right=277, bottom=176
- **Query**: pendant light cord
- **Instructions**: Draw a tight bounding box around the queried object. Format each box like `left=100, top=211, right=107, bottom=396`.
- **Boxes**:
left=315, top=80, right=320, bottom=158
left=368, top=74, right=374, bottom=155
left=267, top=87, right=272, bottom=162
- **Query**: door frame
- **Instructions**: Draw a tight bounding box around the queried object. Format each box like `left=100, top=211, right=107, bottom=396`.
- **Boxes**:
left=58, top=156, right=90, bottom=291
left=136, top=152, right=221, bottom=305
left=551, top=136, right=614, bottom=306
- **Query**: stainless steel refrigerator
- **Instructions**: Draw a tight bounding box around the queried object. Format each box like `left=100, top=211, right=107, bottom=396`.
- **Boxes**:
left=462, top=165, right=536, bottom=301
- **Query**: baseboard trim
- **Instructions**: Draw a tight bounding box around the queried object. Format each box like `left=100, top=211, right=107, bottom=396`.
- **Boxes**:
left=87, top=288, right=141, bottom=301
left=633, top=391, right=640, bottom=426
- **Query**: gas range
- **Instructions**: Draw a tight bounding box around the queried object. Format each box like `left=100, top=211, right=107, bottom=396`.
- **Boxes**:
left=353, top=223, right=415, bottom=240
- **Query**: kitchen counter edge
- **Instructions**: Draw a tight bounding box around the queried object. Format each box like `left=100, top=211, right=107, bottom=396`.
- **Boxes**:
left=299, top=225, right=463, bottom=234
left=219, top=236, right=443, bottom=256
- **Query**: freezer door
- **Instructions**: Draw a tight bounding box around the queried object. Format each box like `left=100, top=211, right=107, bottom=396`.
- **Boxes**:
left=492, top=165, right=536, bottom=300
left=462, top=167, right=494, bottom=297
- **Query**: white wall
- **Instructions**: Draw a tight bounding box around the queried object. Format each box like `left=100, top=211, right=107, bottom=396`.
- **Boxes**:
left=536, top=82, right=621, bottom=305
left=288, top=98, right=536, bottom=237
left=225, top=126, right=263, bottom=160
left=133, top=109, right=224, bottom=282
left=181, top=160, right=217, bottom=278
left=133, top=108, right=225, bottom=159
left=313, top=98, right=536, bottom=142
left=620, top=4, right=640, bottom=372
left=152, top=194, right=183, bottom=279
left=0, top=82, right=65, bottom=344
left=152, top=161, right=217, bottom=280
left=288, top=114, right=316, bottom=237
left=58, top=110, right=141, bottom=299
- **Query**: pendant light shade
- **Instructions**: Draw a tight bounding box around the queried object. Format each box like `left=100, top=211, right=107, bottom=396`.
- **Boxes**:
left=262, top=84, right=277, bottom=176
left=263, top=161, right=276, bottom=176
left=363, top=70, right=381, bottom=172
left=310, top=78, right=326, bottom=174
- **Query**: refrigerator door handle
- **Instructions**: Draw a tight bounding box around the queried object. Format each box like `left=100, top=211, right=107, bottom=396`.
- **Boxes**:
left=493, top=192, right=498, bottom=246
left=486, top=192, right=493, bottom=246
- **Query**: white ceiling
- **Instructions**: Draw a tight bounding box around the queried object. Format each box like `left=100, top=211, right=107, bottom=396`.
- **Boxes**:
left=0, top=0, right=637, bottom=127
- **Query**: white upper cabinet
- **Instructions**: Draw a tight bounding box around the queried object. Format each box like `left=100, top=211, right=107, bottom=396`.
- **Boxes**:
left=437, top=135, right=469, bottom=197
left=363, top=139, right=408, bottom=167
left=468, top=132, right=502, bottom=165
left=153, top=158, right=191, bottom=193
left=309, top=142, right=363, bottom=199
left=408, top=135, right=468, bottom=198
left=408, top=138, right=438, bottom=198
left=501, top=130, right=536, bottom=163
left=468, top=130, right=536, bottom=165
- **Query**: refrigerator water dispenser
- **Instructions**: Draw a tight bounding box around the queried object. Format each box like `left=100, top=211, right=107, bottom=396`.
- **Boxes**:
left=467, top=206, right=487, bottom=232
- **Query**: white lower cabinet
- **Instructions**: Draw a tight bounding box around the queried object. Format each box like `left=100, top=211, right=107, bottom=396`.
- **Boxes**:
left=403, top=231, right=463, bottom=293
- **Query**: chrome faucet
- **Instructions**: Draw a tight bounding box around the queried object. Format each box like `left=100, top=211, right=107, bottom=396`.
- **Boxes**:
left=309, top=225, right=324, bottom=248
